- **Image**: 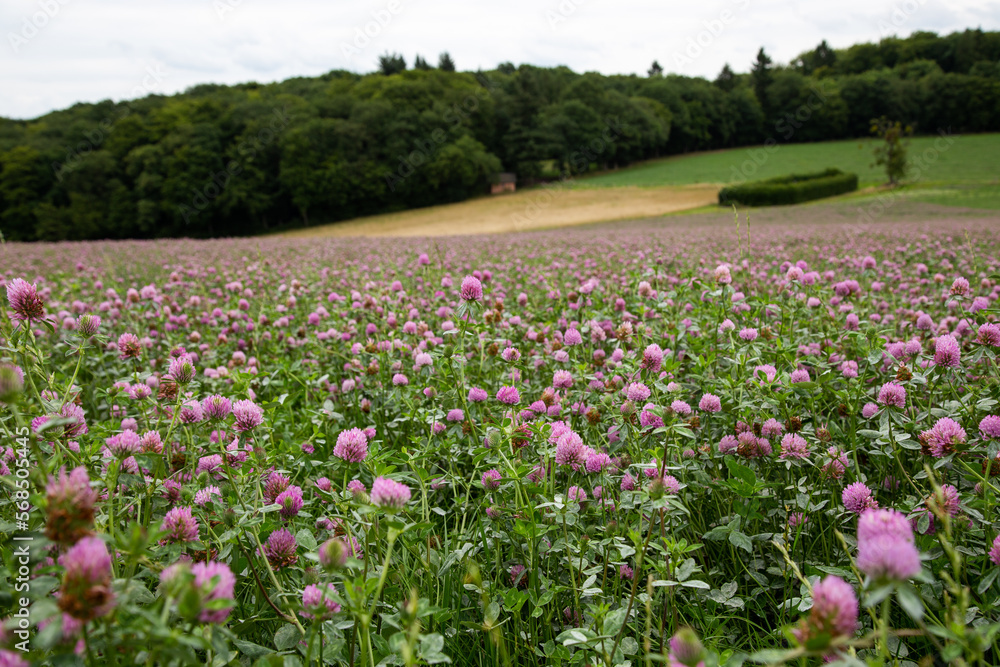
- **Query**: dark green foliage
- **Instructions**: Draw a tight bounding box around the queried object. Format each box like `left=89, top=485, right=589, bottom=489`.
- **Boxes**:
left=717, top=168, right=859, bottom=206
left=378, top=52, right=407, bottom=75
left=438, top=52, right=456, bottom=72
left=0, top=29, right=999, bottom=240
left=809, top=40, right=837, bottom=74
left=789, top=28, right=1000, bottom=77
left=969, top=60, right=1000, bottom=78
left=714, top=64, right=736, bottom=92
left=0, top=146, right=50, bottom=241
left=751, top=48, right=773, bottom=115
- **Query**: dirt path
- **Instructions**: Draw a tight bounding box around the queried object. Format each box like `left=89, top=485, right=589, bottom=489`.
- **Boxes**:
left=278, top=185, right=719, bottom=238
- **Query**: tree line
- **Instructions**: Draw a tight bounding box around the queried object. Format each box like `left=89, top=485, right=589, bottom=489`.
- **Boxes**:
left=1, top=29, right=999, bottom=240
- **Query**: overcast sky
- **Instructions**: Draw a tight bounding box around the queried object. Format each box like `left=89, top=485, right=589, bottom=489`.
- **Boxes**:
left=2, top=0, right=998, bottom=119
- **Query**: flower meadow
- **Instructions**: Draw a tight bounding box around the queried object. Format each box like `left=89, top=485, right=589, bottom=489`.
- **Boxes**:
left=2, top=217, right=1000, bottom=666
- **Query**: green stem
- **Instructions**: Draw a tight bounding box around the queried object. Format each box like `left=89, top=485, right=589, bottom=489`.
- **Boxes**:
left=371, top=529, right=399, bottom=607
left=879, top=597, right=892, bottom=661
left=61, top=346, right=85, bottom=407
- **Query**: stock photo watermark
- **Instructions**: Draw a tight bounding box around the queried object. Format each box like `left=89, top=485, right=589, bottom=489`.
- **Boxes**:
left=546, top=0, right=589, bottom=30
left=10, top=425, right=33, bottom=654
left=878, top=0, right=927, bottom=36
left=673, top=0, right=751, bottom=71
left=7, top=0, right=71, bottom=53
left=214, top=0, right=245, bottom=20
left=339, top=0, right=407, bottom=60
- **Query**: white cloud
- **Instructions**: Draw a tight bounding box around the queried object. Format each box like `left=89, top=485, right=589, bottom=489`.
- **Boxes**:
left=1, top=0, right=998, bottom=118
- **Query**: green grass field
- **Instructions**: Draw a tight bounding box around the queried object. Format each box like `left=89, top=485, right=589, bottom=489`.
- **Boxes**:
left=577, top=134, right=1000, bottom=210
left=883, top=183, right=1000, bottom=210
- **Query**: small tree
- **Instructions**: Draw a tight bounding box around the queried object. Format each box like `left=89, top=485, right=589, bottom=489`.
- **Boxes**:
left=438, top=52, right=455, bottom=72
left=413, top=55, right=431, bottom=70
left=750, top=47, right=773, bottom=115
left=378, top=52, right=406, bottom=75
left=714, top=63, right=736, bottom=92
left=870, top=116, right=912, bottom=186
left=647, top=60, right=663, bottom=77
left=814, top=39, right=836, bottom=69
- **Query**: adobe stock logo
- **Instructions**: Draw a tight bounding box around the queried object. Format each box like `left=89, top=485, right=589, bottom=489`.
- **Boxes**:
left=673, top=0, right=751, bottom=71
left=878, top=0, right=927, bottom=36
left=8, top=0, right=72, bottom=53
left=214, top=0, right=245, bottom=20
left=546, top=0, right=588, bottom=31
left=339, top=1, right=407, bottom=61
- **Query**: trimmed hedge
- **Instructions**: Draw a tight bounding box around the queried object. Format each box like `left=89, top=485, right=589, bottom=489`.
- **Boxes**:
left=718, top=168, right=859, bottom=206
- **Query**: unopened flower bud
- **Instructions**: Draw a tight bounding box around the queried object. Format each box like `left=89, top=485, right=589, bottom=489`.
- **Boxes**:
left=0, top=364, right=24, bottom=403
left=669, top=627, right=705, bottom=666
left=319, top=538, right=348, bottom=571
left=76, top=313, right=101, bottom=337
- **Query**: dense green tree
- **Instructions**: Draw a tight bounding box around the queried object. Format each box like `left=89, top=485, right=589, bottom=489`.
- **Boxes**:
left=794, top=40, right=837, bottom=75
left=837, top=42, right=884, bottom=74
left=714, top=64, right=736, bottom=92
left=839, top=73, right=897, bottom=136
left=37, top=150, right=134, bottom=240
left=214, top=111, right=289, bottom=233
left=0, top=146, right=48, bottom=240
left=894, top=59, right=943, bottom=80
left=424, top=135, right=500, bottom=198
left=751, top=48, right=774, bottom=119
left=919, top=72, right=1000, bottom=134
left=969, top=60, right=1000, bottom=78
left=279, top=118, right=367, bottom=224
left=613, top=96, right=671, bottom=162
left=438, top=52, right=455, bottom=72
left=102, top=113, right=153, bottom=161
left=158, top=123, right=228, bottom=235
left=767, top=73, right=847, bottom=142
left=538, top=100, right=601, bottom=173
left=723, top=87, right=765, bottom=146
left=815, top=40, right=837, bottom=69
left=378, top=53, right=407, bottom=76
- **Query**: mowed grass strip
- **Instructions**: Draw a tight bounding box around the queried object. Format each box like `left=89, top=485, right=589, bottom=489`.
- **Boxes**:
left=278, top=184, right=718, bottom=238
left=576, top=133, right=1000, bottom=188
left=883, top=183, right=1000, bottom=210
